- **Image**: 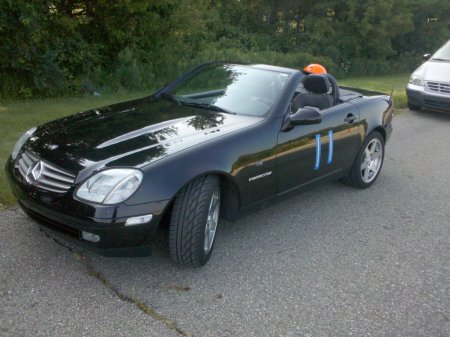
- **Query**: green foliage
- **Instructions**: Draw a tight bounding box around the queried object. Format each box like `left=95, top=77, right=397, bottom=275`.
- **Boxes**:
left=0, top=0, right=448, bottom=98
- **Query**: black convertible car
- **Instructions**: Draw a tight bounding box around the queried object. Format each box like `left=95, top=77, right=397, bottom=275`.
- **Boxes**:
left=6, top=62, right=393, bottom=267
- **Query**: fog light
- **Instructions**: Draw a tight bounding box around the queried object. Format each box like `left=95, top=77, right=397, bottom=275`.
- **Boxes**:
left=82, top=231, right=100, bottom=243
left=125, top=214, right=153, bottom=226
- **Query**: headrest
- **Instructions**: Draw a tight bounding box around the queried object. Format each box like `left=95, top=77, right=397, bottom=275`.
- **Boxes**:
left=303, top=75, right=331, bottom=94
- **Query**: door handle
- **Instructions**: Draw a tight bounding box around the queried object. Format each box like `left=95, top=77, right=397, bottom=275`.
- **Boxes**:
left=344, top=113, right=358, bottom=123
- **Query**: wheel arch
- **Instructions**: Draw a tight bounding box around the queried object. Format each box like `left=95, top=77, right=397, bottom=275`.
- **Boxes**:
left=158, top=170, right=242, bottom=227
left=372, top=126, right=387, bottom=143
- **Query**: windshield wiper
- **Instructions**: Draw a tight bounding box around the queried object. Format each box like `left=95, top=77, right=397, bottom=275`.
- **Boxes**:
left=160, top=92, right=182, bottom=106
left=182, top=102, right=236, bottom=114
left=431, top=58, right=450, bottom=61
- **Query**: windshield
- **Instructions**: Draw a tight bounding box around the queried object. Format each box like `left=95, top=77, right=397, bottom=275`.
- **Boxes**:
left=431, top=40, right=450, bottom=61
left=166, top=64, right=290, bottom=116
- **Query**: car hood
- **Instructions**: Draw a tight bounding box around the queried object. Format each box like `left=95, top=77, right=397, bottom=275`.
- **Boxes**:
left=24, top=97, right=262, bottom=181
left=414, top=60, right=450, bottom=82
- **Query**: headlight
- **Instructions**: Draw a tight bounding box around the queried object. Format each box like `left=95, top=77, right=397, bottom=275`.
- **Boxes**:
left=76, top=169, right=143, bottom=205
left=409, top=74, right=424, bottom=86
left=11, top=127, right=37, bottom=160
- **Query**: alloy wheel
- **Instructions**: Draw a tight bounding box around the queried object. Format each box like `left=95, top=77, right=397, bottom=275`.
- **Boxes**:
left=360, top=138, right=383, bottom=183
left=204, top=190, right=220, bottom=253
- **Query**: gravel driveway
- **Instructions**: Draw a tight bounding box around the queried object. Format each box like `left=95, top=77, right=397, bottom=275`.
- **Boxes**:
left=1, top=108, right=449, bottom=337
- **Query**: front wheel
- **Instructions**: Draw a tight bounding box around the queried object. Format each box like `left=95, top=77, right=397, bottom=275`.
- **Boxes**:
left=169, top=175, right=221, bottom=267
left=342, top=131, right=385, bottom=189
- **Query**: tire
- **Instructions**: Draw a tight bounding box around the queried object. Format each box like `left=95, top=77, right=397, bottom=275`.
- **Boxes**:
left=169, top=175, right=221, bottom=267
left=342, top=131, right=385, bottom=189
left=408, top=103, right=421, bottom=111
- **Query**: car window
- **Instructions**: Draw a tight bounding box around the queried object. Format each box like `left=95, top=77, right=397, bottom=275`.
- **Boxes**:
left=431, top=40, right=450, bottom=61
left=169, top=65, right=290, bottom=117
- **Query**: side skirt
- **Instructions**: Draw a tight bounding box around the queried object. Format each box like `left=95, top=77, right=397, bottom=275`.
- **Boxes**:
left=234, top=169, right=343, bottom=219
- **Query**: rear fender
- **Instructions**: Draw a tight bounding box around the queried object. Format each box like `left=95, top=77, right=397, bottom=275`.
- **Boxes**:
left=350, top=96, right=392, bottom=140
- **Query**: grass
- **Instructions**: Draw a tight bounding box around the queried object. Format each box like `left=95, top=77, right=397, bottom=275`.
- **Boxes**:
left=339, top=73, right=410, bottom=109
left=0, top=73, right=410, bottom=207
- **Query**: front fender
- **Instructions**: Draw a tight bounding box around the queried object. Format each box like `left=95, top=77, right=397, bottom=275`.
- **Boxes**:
left=125, top=119, right=280, bottom=206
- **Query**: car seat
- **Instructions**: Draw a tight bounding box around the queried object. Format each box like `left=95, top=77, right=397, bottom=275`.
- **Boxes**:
left=326, top=74, right=340, bottom=105
left=292, top=74, right=336, bottom=112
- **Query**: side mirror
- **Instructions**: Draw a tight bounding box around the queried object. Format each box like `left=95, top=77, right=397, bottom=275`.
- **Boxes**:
left=289, top=108, right=322, bottom=125
left=422, top=53, right=431, bottom=61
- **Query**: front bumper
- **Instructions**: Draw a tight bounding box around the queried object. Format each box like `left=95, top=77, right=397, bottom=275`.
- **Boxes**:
left=6, top=157, right=170, bottom=255
left=406, top=85, right=450, bottom=111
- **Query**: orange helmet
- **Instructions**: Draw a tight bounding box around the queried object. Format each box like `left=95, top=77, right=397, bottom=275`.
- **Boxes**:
left=303, top=64, right=327, bottom=75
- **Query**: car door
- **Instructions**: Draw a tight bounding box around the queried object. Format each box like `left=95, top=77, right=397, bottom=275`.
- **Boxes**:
left=276, top=102, right=362, bottom=193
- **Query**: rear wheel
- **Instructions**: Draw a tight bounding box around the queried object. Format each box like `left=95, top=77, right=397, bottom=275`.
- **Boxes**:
left=342, top=131, right=385, bottom=189
left=169, top=175, right=221, bottom=267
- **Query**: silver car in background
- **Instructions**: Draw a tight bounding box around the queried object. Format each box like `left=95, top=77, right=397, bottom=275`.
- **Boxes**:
left=406, top=39, right=450, bottom=112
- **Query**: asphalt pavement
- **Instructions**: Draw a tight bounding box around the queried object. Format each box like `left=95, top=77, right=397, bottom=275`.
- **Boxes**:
left=1, top=108, right=449, bottom=337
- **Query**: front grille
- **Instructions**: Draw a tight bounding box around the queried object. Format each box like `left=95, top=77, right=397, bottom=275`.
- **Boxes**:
left=426, top=81, right=450, bottom=94
left=16, top=150, right=76, bottom=193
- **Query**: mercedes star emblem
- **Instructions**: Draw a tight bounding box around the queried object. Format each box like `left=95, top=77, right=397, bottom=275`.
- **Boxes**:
left=26, top=161, right=43, bottom=183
